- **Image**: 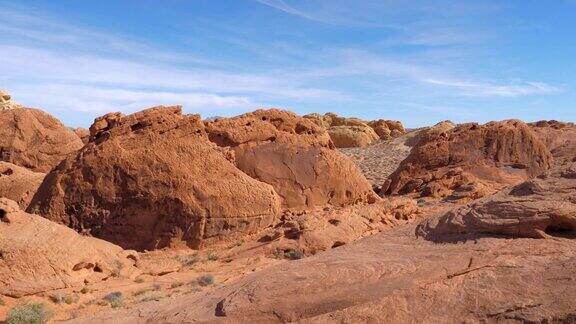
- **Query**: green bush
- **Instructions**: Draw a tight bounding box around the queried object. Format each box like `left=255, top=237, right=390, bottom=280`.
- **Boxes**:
left=6, top=303, right=53, bottom=324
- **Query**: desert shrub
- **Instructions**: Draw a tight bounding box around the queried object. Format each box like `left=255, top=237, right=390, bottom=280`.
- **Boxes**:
left=49, top=292, right=78, bottom=305
left=273, top=248, right=304, bottom=260
left=134, top=277, right=145, bottom=283
left=138, top=292, right=165, bottom=303
left=206, top=252, right=219, bottom=261
left=132, top=288, right=154, bottom=297
left=284, top=249, right=304, bottom=260
left=111, top=260, right=124, bottom=277
left=175, top=254, right=199, bottom=267
left=197, top=274, right=214, bottom=286
left=103, top=291, right=123, bottom=308
left=6, top=303, right=53, bottom=324
left=80, top=287, right=90, bottom=294
left=171, top=282, right=183, bottom=289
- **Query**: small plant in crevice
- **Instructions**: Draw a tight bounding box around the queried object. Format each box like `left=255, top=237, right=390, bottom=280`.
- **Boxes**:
left=272, top=248, right=304, bottom=260
left=175, top=254, right=200, bottom=267
left=103, top=291, right=123, bottom=308
left=6, top=302, right=53, bottom=324
left=171, top=282, right=184, bottom=289
left=196, top=274, right=215, bottom=287
left=111, top=260, right=124, bottom=277
left=134, top=277, right=145, bottom=284
left=206, top=252, right=219, bottom=261
left=49, top=292, right=78, bottom=305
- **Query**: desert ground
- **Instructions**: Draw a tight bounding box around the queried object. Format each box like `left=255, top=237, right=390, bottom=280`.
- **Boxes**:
left=1, top=90, right=575, bottom=323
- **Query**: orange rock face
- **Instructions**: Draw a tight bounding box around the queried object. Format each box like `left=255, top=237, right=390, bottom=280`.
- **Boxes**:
left=529, top=120, right=576, bottom=167
left=205, top=109, right=378, bottom=209
left=417, top=162, right=576, bottom=241
left=0, top=108, right=84, bottom=172
left=0, top=161, right=45, bottom=209
left=0, top=198, right=140, bottom=298
left=28, top=106, right=281, bottom=251
left=382, top=120, right=552, bottom=200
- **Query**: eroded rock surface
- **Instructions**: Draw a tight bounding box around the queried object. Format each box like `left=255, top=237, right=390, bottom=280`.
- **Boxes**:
left=0, top=108, right=84, bottom=172
left=529, top=120, right=576, bottom=167
left=382, top=120, right=552, bottom=201
left=0, top=161, right=45, bottom=209
left=0, top=90, right=22, bottom=110
left=0, top=198, right=140, bottom=298
left=28, top=106, right=281, bottom=251
left=70, top=223, right=576, bottom=323
left=304, top=112, right=406, bottom=147
left=206, top=109, right=378, bottom=210
left=417, top=162, right=576, bottom=241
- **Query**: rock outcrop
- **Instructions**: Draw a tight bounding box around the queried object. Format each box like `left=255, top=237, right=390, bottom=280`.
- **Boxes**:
left=382, top=120, right=552, bottom=201
left=205, top=109, right=378, bottom=210
left=0, top=108, right=84, bottom=172
left=0, top=161, right=45, bottom=209
left=0, top=198, right=140, bottom=298
left=367, top=119, right=405, bottom=140
left=72, top=221, right=576, bottom=323
left=28, top=106, right=281, bottom=251
left=303, top=112, right=406, bottom=147
left=0, top=90, right=22, bottom=110
left=71, top=127, right=90, bottom=144
left=327, top=125, right=380, bottom=148
left=529, top=120, right=576, bottom=167
left=416, top=162, right=576, bottom=241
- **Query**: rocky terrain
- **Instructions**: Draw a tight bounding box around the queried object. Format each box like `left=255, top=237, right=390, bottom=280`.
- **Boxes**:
left=0, top=89, right=575, bottom=323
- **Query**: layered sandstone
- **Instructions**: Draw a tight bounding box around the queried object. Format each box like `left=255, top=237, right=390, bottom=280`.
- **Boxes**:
left=28, top=106, right=281, bottom=251
left=0, top=198, right=140, bottom=298
left=417, top=162, right=576, bottom=241
left=0, top=161, right=45, bottom=209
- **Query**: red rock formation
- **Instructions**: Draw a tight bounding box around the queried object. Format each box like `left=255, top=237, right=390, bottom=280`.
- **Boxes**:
left=205, top=109, right=378, bottom=209
left=382, top=120, right=552, bottom=201
left=71, top=127, right=90, bottom=144
left=0, top=161, right=45, bottom=209
left=28, top=106, right=281, bottom=251
left=0, top=198, right=140, bottom=297
left=417, top=162, right=576, bottom=241
left=0, top=108, right=84, bottom=172
left=529, top=120, right=576, bottom=167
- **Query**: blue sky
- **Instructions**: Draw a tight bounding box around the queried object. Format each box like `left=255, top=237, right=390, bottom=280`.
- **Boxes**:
left=1, top=0, right=575, bottom=127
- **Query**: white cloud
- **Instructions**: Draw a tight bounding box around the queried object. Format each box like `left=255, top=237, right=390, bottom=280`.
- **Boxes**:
left=422, top=78, right=561, bottom=97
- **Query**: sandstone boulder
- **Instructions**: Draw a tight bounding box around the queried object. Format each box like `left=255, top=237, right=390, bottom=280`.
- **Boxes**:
left=28, top=106, right=281, bottom=251
left=416, top=162, right=576, bottom=241
left=328, top=125, right=380, bottom=148
left=0, top=90, right=22, bottom=110
left=0, top=161, right=45, bottom=209
left=368, top=119, right=406, bottom=140
left=0, top=198, right=140, bottom=297
left=382, top=120, right=552, bottom=201
left=303, top=112, right=406, bottom=145
left=206, top=109, right=378, bottom=210
left=72, top=127, right=90, bottom=144
left=529, top=120, right=576, bottom=167
left=0, top=108, right=84, bottom=172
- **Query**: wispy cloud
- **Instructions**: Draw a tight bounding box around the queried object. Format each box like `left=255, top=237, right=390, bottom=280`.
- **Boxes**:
left=254, top=0, right=328, bottom=23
